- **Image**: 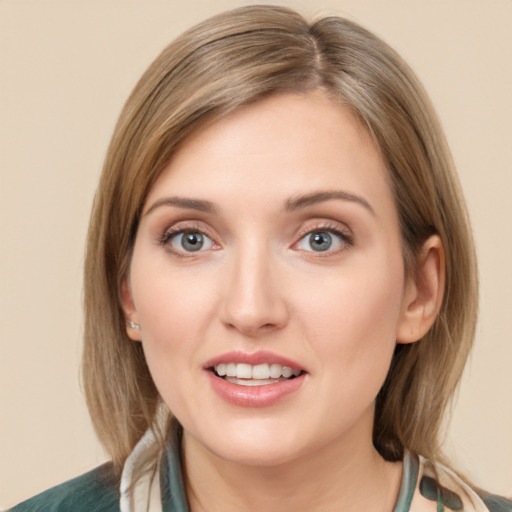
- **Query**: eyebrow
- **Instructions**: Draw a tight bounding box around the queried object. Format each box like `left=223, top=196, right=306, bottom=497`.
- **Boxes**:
left=284, top=190, right=375, bottom=215
left=144, top=196, right=218, bottom=216
left=144, top=190, right=374, bottom=217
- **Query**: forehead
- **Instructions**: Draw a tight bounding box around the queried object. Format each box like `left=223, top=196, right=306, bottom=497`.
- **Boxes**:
left=144, top=91, right=394, bottom=220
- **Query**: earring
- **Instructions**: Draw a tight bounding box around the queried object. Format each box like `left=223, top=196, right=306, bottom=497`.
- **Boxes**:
left=128, top=320, right=141, bottom=330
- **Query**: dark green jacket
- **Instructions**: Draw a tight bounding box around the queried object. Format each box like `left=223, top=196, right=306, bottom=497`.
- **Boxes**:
left=7, top=464, right=119, bottom=512
left=7, top=448, right=512, bottom=512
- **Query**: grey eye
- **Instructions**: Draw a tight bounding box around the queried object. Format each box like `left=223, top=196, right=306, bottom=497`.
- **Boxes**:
left=296, top=230, right=345, bottom=253
left=170, top=232, right=213, bottom=252
left=308, top=232, right=332, bottom=252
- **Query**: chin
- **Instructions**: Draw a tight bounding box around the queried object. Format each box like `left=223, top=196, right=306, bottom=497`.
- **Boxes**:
left=213, top=441, right=302, bottom=467
left=186, top=420, right=309, bottom=468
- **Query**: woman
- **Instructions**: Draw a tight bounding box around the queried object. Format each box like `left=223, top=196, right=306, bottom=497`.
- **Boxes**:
left=9, top=5, right=511, bottom=512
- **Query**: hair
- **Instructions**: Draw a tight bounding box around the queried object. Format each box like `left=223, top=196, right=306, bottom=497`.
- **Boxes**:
left=83, top=4, right=478, bottom=473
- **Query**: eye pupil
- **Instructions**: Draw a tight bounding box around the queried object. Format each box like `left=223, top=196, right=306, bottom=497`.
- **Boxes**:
left=310, top=232, right=332, bottom=251
left=182, top=232, right=204, bottom=252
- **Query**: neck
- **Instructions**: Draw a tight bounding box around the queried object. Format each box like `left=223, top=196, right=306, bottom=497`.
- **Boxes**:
left=182, top=414, right=402, bottom=512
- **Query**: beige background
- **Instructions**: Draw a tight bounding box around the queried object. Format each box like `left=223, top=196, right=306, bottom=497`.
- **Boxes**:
left=1, top=0, right=511, bottom=508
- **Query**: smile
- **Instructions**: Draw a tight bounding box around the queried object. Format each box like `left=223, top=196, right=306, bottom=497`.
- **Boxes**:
left=204, top=351, right=307, bottom=406
left=212, top=363, right=302, bottom=386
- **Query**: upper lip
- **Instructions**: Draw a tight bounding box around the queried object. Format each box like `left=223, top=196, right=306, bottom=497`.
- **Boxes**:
left=204, top=350, right=306, bottom=372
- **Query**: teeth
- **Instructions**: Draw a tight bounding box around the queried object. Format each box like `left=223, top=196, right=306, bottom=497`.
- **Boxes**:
left=269, top=363, right=282, bottom=379
left=226, top=363, right=237, bottom=377
left=236, top=363, right=252, bottom=379
left=252, top=363, right=270, bottom=379
left=225, top=378, right=279, bottom=387
left=214, top=362, right=301, bottom=380
left=282, top=366, right=293, bottom=378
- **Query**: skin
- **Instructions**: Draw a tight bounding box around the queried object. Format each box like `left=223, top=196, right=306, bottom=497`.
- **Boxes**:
left=123, top=91, right=444, bottom=512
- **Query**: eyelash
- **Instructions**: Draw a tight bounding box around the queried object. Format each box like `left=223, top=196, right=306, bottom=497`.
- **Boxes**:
left=294, top=222, right=354, bottom=255
left=157, top=221, right=354, bottom=257
left=157, top=223, right=215, bottom=258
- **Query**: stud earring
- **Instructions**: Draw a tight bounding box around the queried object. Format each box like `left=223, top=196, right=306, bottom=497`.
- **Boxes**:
left=127, top=320, right=140, bottom=330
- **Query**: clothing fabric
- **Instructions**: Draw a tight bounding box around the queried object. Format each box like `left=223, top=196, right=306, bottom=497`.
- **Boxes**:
left=8, top=429, right=511, bottom=512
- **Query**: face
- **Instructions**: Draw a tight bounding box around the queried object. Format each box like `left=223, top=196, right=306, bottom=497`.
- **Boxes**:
left=124, top=91, right=416, bottom=467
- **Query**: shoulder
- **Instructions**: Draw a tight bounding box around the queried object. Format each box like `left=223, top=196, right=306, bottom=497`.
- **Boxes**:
left=415, top=454, right=512, bottom=512
left=6, top=463, right=120, bottom=512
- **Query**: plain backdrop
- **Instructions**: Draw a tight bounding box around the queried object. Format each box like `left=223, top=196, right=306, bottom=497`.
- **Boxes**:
left=1, top=0, right=511, bottom=508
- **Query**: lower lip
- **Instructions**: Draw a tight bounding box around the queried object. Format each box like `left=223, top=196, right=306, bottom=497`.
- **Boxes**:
left=206, top=371, right=306, bottom=407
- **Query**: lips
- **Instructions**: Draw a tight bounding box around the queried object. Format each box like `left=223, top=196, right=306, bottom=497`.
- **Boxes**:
left=204, top=351, right=307, bottom=407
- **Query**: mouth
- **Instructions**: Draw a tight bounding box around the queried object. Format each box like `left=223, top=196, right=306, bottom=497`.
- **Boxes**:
left=210, top=363, right=304, bottom=387
left=204, top=352, right=307, bottom=407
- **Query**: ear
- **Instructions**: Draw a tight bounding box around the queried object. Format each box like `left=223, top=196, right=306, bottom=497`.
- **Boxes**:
left=396, top=235, right=445, bottom=344
left=121, top=277, right=142, bottom=341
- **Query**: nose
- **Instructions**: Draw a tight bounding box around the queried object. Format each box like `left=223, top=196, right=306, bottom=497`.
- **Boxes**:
left=220, top=246, right=289, bottom=337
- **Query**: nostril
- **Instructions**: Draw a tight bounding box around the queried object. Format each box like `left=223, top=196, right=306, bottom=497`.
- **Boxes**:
left=224, top=318, right=282, bottom=337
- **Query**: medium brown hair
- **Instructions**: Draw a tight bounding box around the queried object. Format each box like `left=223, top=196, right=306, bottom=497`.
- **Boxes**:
left=83, top=5, right=478, bottom=471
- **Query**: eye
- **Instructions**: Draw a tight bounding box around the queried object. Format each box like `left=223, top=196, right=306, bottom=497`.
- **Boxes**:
left=295, top=229, right=351, bottom=253
left=164, top=230, right=215, bottom=254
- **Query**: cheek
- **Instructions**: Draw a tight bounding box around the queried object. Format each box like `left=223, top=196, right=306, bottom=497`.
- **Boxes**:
left=295, top=257, right=404, bottom=370
left=133, top=273, right=211, bottom=416
left=128, top=256, right=214, bottom=394
left=132, top=259, right=218, bottom=346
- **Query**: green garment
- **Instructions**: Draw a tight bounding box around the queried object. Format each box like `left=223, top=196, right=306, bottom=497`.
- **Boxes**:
left=8, top=445, right=511, bottom=512
left=6, top=463, right=119, bottom=512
